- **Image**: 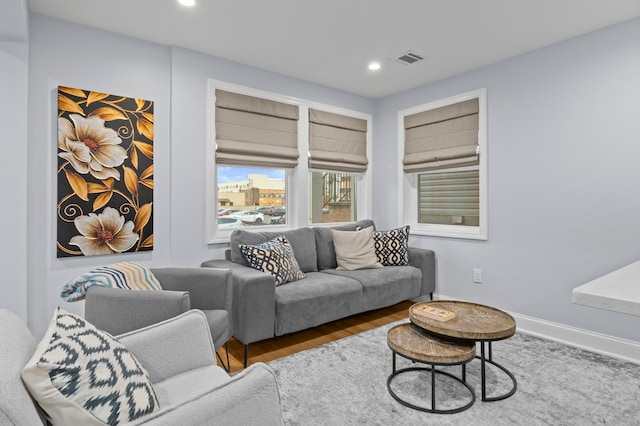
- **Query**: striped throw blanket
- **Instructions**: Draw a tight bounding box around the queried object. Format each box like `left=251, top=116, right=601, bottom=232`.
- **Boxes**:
left=61, top=261, right=162, bottom=302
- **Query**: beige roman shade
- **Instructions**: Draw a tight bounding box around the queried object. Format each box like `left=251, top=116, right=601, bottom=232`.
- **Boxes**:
left=403, top=98, right=479, bottom=173
left=215, top=89, right=300, bottom=168
left=309, top=109, right=368, bottom=173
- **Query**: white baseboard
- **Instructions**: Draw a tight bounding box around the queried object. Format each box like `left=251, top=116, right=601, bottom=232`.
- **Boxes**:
left=421, top=294, right=640, bottom=365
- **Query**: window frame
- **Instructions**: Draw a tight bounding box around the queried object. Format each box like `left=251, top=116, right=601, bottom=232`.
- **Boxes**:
left=207, top=80, right=372, bottom=243
left=397, top=88, right=488, bottom=240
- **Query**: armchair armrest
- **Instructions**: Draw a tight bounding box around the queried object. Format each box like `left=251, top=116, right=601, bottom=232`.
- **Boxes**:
left=85, top=286, right=190, bottom=336
left=131, top=363, right=284, bottom=426
left=408, top=247, right=436, bottom=296
left=117, top=310, right=217, bottom=384
left=202, top=259, right=276, bottom=345
left=151, top=267, right=232, bottom=313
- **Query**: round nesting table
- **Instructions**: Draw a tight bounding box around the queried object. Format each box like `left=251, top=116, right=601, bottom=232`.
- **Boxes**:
left=386, top=323, right=477, bottom=414
left=409, top=300, right=517, bottom=402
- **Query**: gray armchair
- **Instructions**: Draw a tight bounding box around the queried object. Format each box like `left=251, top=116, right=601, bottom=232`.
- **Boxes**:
left=0, top=308, right=285, bottom=425
left=85, top=267, right=233, bottom=370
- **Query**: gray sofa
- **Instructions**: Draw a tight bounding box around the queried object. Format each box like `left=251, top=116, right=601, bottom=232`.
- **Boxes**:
left=0, top=308, right=285, bottom=425
left=202, top=220, right=435, bottom=366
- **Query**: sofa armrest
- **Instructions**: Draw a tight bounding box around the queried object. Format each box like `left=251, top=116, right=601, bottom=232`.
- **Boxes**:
left=151, top=267, right=232, bottom=313
left=202, top=259, right=276, bottom=345
left=408, top=247, right=436, bottom=296
left=85, top=286, right=190, bottom=336
left=117, top=310, right=217, bottom=384
left=131, top=363, right=284, bottom=426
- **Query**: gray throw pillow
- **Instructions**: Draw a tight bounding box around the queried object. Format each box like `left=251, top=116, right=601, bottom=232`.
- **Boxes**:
left=331, top=226, right=382, bottom=270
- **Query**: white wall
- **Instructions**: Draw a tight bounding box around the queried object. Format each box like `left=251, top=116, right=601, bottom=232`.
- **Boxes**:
left=373, top=18, right=640, bottom=342
left=0, top=41, right=29, bottom=322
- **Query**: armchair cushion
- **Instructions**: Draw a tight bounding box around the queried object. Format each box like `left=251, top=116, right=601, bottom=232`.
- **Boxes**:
left=61, top=261, right=162, bottom=302
left=22, top=308, right=160, bottom=426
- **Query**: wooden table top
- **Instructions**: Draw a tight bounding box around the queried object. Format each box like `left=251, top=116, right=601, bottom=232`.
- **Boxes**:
left=387, top=323, right=476, bottom=365
left=409, top=300, right=516, bottom=341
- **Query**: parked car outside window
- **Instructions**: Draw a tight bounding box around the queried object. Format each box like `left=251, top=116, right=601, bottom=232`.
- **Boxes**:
left=229, top=211, right=265, bottom=223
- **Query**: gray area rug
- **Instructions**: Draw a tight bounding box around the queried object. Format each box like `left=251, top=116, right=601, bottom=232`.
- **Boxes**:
left=267, top=320, right=640, bottom=425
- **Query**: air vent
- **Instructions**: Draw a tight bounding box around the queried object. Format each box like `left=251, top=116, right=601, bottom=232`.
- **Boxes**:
left=393, top=51, right=424, bottom=66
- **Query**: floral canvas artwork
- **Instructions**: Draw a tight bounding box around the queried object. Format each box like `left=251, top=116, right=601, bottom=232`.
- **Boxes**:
left=57, top=86, right=154, bottom=258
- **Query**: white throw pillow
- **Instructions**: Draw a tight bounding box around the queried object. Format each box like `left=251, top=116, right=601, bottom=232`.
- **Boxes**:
left=22, top=307, right=160, bottom=425
left=331, top=226, right=383, bottom=270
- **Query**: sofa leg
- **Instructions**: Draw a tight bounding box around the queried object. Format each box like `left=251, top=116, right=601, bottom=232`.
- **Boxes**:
left=430, top=292, right=433, bottom=301
left=244, top=344, right=249, bottom=368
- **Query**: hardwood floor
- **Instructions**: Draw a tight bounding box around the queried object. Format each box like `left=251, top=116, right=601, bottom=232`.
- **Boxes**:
left=217, top=301, right=414, bottom=373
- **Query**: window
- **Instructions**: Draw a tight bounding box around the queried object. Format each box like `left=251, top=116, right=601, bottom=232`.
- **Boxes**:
left=309, top=172, right=357, bottom=224
left=207, top=81, right=372, bottom=242
left=217, top=166, right=286, bottom=229
left=399, top=88, right=487, bottom=240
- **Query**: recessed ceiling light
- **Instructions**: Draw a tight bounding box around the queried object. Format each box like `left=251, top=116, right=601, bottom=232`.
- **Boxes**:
left=368, top=62, right=381, bottom=71
left=178, top=0, right=196, bottom=6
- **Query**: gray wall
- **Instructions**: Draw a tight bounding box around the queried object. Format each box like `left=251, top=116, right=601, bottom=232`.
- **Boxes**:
left=373, top=18, right=640, bottom=342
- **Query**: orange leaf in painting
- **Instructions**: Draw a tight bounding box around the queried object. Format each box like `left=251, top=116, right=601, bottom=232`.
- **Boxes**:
left=89, top=107, right=127, bottom=122
left=140, top=180, right=154, bottom=190
left=130, top=145, right=139, bottom=169
left=64, top=169, right=89, bottom=201
left=58, top=94, right=85, bottom=115
left=140, top=165, right=154, bottom=180
left=87, top=91, right=109, bottom=106
left=123, top=166, right=139, bottom=197
left=135, top=99, right=146, bottom=111
left=141, top=234, right=154, bottom=248
left=58, top=87, right=87, bottom=98
left=137, top=118, right=154, bottom=140
left=92, top=192, right=113, bottom=211
left=142, top=112, right=154, bottom=123
left=134, top=202, right=153, bottom=232
left=133, top=141, right=154, bottom=159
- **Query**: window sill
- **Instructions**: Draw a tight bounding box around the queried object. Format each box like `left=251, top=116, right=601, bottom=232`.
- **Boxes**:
left=572, top=260, right=640, bottom=317
left=410, top=224, right=487, bottom=241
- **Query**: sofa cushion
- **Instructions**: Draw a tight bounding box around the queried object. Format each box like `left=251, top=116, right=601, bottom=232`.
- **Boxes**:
left=331, top=227, right=382, bottom=271
left=314, top=219, right=375, bottom=270
left=240, top=236, right=306, bottom=286
left=22, top=307, right=160, bottom=426
left=61, top=261, right=162, bottom=302
left=231, top=227, right=318, bottom=272
left=322, top=265, right=422, bottom=310
left=274, top=272, right=363, bottom=336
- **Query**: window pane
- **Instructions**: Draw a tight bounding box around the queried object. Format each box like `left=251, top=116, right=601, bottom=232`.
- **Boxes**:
left=217, top=166, right=286, bottom=229
left=418, top=169, right=479, bottom=226
left=310, top=171, right=357, bottom=223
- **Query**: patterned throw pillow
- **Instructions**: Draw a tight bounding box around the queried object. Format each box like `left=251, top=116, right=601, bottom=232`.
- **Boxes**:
left=22, top=308, right=160, bottom=426
left=357, top=225, right=410, bottom=266
left=240, top=235, right=305, bottom=286
left=61, top=261, right=163, bottom=302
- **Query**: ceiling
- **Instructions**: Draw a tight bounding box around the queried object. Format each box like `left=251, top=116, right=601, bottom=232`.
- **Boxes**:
left=25, top=0, right=640, bottom=99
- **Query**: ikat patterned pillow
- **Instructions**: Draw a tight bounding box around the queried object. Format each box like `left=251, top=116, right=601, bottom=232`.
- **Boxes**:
left=373, top=225, right=410, bottom=266
left=239, top=235, right=305, bottom=286
left=357, top=225, right=411, bottom=266
left=22, top=308, right=160, bottom=426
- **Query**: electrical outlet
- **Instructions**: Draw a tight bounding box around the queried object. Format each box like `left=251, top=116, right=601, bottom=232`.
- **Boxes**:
left=473, top=269, right=482, bottom=283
